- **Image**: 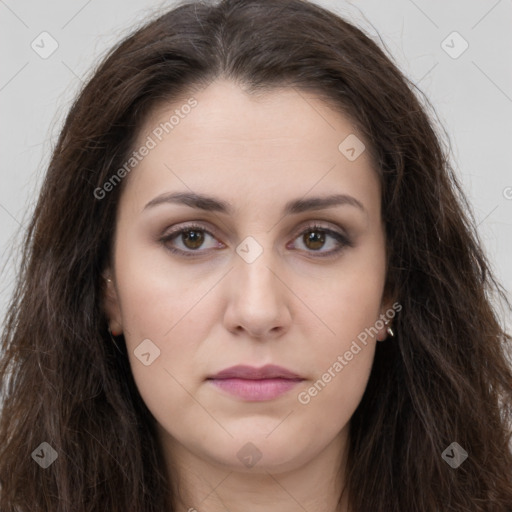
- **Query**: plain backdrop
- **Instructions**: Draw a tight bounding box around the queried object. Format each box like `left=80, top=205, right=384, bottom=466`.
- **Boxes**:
left=0, top=0, right=511, bottom=333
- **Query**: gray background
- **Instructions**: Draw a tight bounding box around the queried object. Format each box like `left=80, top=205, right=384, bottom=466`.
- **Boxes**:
left=1, top=0, right=511, bottom=332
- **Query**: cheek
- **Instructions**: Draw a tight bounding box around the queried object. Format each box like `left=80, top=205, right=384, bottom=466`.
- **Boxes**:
left=112, top=238, right=219, bottom=408
left=113, top=222, right=216, bottom=343
left=118, top=271, right=217, bottom=378
left=119, top=273, right=218, bottom=440
left=294, top=279, right=381, bottom=437
left=299, top=244, right=386, bottom=350
left=293, top=248, right=385, bottom=419
left=296, top=341, right=375, bottom=438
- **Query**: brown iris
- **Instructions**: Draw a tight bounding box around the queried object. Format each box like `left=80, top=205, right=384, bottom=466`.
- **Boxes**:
left=179, top=227, right=328, bottom=252
left=182, top=229, right=205, bottom=249
left=303, top=229, right=325, bottom=250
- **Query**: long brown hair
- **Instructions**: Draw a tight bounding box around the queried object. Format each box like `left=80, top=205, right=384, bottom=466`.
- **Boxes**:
left=1, top=0, right=511, bottom=510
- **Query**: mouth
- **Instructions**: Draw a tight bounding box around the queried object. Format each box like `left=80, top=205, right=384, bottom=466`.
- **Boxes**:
left=206, top=364, right=304, bottom=402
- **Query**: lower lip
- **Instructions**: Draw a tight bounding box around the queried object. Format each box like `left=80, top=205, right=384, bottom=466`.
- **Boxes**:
left=208, top=378, right=302, bottom=401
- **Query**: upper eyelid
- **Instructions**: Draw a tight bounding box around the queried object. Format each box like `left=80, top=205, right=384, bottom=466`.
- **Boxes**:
left=162, top=220, right=347, bottom=239
left=163, top=222, right=217, bottom=240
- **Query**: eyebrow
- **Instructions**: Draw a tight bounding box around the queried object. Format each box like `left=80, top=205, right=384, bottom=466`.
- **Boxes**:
left=143, top=191, right=366, bottom=216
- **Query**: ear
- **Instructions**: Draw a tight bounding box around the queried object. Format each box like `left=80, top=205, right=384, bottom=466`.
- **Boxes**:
left=376, top=295, right=400, bottom=342
left=101, top=270, right=123, bottom=336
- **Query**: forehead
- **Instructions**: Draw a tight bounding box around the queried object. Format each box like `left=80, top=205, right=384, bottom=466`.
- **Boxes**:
left=138, top=80, right=366, bottom=159
left=122, top=79, right=380, bottom=219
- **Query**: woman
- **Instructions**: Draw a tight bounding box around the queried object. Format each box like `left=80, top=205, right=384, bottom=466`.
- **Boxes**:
left=1, top=0, right=511, bottom=510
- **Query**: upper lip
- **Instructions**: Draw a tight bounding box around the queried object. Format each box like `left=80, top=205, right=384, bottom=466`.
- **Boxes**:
left=208, top=364, right=303, bottom=380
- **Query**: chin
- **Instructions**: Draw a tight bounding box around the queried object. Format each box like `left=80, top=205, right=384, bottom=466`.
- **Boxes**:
left=201, top=428, right=320, bottom=474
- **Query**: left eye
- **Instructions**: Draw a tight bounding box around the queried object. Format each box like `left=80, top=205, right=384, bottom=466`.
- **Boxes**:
left=160, top=223, right=351, bottom=258
left=291, top=225, right=351, bottom=255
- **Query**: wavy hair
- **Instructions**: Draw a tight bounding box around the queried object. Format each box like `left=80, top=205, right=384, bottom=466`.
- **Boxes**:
left=1, top=0, right=511, bottom=510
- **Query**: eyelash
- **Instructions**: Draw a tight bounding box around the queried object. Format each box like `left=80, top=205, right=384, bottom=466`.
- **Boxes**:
left=159, top=222, right=353, bottom=259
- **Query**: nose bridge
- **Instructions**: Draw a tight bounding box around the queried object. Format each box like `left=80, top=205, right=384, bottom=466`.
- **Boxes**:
left=224, top=233, right=290, bottom=337
left=234, top=234, right=281, bottom=299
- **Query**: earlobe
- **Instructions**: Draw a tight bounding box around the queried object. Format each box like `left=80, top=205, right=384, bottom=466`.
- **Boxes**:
left=377, top=296, right=398, bottom=342
left=102, top=273, right=123, bottom=335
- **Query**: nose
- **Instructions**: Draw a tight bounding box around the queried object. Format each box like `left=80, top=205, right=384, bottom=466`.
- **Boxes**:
left=222, top=247, right=292, bottom=340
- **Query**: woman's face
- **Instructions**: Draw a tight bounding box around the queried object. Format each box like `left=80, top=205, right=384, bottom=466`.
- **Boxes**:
left=104, top=79, right=390, bottom=475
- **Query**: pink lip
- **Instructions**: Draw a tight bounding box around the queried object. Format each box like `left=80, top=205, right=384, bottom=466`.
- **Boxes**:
left=207, top=365, right=304, bottom=401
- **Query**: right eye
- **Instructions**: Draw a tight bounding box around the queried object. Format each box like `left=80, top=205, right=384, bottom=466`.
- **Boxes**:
left=159, top=223, right=224, bottom=257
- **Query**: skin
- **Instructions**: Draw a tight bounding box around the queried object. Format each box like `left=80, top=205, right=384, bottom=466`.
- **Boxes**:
left=103, top=79, right=392, bottom=512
